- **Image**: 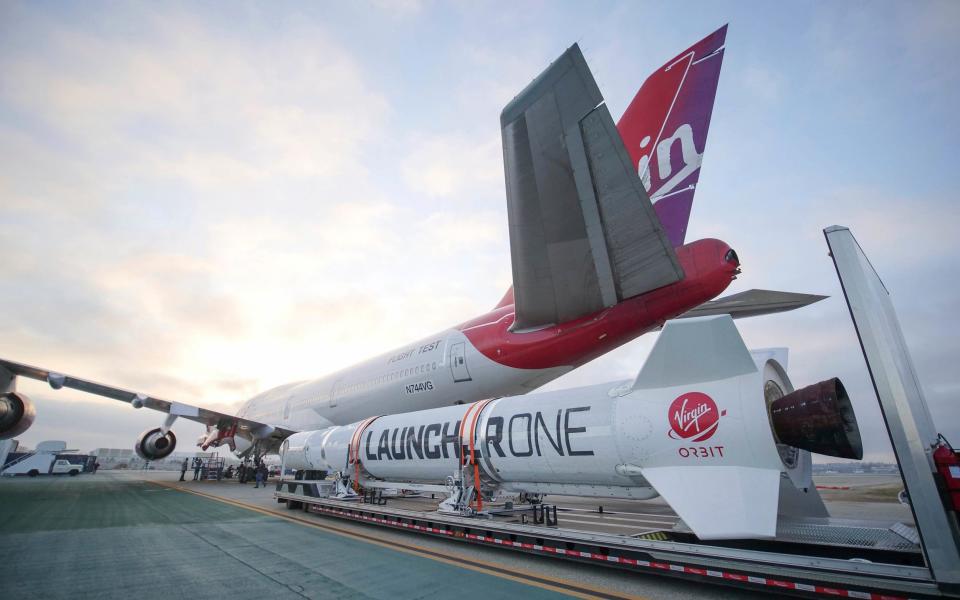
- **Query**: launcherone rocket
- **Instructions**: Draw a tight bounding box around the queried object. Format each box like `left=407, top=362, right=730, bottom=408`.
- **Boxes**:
left=281, top=315, right=862, bottom=540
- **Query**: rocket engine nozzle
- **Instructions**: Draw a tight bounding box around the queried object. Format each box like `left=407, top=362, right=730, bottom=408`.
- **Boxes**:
left=768, top=378, right=863, bottom=460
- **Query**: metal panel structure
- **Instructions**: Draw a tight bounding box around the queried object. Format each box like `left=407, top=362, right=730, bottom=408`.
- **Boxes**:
left=501, top=44, right=683, bottom=330
left=825, top=225, right=960, bottom=585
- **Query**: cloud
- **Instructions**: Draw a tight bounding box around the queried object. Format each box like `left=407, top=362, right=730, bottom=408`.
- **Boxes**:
left=0, top=10, right=390, bottom=195
left=400, top=133, right=502, bottom=199
left=808, top=1, right=960, bottom=95
left=0, top=7, right=405, bottom=445
left=741, top=65, right=783, bottom=104
left=368, top=0, right=424, bottom=17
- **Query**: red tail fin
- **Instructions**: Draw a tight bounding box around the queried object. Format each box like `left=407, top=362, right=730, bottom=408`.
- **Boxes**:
left=616, top=25, right=727, bottom=247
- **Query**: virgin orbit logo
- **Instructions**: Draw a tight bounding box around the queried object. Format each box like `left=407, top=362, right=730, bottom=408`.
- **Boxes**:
left=668, top=392, right=724, bottom=442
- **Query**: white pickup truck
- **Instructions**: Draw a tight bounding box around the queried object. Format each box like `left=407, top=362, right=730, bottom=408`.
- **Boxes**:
left=49, top=459, right=82, bottom=476
left=2, top=454, right=83, bottom=476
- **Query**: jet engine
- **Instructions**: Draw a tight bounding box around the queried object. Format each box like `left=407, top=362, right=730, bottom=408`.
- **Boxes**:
left=0, top=392, right=36, bottom=439
left=135, top=427, right=177, bottom=460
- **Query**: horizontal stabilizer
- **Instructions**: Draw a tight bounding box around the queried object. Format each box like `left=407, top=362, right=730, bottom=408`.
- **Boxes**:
left=679, top=289, right=826, bottom=320
left=501, top=44, right=683, bottom=330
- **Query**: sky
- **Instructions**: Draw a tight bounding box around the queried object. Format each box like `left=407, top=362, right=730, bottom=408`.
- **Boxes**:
left=1, top=1, right=957, bottom=461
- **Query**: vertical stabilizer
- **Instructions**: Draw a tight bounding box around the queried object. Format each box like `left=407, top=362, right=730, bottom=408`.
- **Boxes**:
left=617, top=26, right=727, bottom=247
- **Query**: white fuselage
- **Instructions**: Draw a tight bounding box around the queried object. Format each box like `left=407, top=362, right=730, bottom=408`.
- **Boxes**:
left=236, top=328, right=570, bottom=434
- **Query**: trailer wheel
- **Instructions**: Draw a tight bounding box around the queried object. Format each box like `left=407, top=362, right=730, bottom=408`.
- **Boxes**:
left=287, top=500, right=303, bottom=510
left=28, top=469, right=39, bottom=477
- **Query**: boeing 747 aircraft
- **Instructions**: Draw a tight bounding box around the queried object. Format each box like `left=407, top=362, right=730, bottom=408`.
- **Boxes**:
left=0, top=27, right=822, bottom=464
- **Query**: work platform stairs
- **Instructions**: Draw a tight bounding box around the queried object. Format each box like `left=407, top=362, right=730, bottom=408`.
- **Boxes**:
left=201, top=456, right=225, bottom=480
left=0, top=451, right=37, bottom=474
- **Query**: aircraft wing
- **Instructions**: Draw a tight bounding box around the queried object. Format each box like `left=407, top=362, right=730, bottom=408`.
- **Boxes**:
left=0, top=358, right=296, bottom=445
left=501, top=44, right=683, bottom=330
left=678, top=289, right=827, bottom=320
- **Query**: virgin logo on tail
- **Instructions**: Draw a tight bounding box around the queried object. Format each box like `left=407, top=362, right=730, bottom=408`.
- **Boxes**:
left=637, top=122, right=702, bottom=200
left=667, top=392, right=725, bottom=442
left=616, top=25, right=727, bottom=247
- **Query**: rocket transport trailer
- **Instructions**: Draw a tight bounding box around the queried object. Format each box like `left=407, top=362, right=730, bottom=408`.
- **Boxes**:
left=274, top=227, right=960, bottom=599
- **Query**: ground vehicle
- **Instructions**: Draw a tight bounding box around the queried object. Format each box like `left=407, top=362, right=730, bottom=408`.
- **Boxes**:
left=1, top=450, right=88, bottom=477
left=48, top=459, right=81, bottom=476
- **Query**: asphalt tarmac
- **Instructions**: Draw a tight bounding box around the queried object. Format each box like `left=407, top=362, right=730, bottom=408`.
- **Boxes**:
left=1, top=471, right=914, bottom=599
left=0, top=472, right=583, bottom=599
left=0, top=471, right=782, bottom=600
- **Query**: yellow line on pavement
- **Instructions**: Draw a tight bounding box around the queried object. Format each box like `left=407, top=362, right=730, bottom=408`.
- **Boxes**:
left=153, top=480, right=646, bottom=600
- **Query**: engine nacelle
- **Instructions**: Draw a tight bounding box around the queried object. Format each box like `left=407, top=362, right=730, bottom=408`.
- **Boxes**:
left=135, top=427, right=177, bottom=460
left=0, top=392, right=36, bottom=439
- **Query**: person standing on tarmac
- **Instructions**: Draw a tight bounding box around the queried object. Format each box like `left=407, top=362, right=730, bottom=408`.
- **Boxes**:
left=254, top=462, right=267, bottom=488
left=179, top=458, right=188, bottom=482
left=193, top=457, right=202, bottom=481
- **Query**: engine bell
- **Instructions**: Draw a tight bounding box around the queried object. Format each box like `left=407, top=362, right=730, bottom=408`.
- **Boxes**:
left=768, top=377, right=863, bottom=460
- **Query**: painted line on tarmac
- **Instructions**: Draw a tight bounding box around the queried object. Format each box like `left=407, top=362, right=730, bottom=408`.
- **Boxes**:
left=555, top=513, right=677, bottom=526
left=559, top=507, right=678, bottom=519
left=557, top=518, right=673, bottom=530
left=152, top=481, right=645, bottom=600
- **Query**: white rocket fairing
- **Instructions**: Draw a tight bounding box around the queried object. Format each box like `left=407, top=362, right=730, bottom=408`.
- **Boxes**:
left=282, top=316, right=861, bottom=540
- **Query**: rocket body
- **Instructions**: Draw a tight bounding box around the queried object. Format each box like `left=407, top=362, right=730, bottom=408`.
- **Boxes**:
left=285, top=380, right=665, bottom=499
left=282, top=316, right=832, bottom=540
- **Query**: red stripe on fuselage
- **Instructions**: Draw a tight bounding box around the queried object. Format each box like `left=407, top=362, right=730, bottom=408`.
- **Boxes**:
left=459, top=238, right=737, bottom=370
